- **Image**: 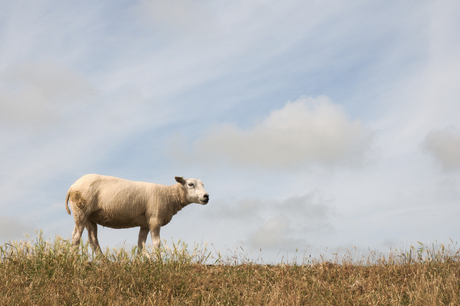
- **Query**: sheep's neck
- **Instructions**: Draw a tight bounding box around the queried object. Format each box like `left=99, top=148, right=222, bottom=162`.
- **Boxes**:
left=168, top=184, right=188, bottom=214
left=157, top=184, right=189, bottom=226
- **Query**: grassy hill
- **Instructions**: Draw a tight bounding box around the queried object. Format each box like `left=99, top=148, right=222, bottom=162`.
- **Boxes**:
left=1, top=232, right=459, bottom=305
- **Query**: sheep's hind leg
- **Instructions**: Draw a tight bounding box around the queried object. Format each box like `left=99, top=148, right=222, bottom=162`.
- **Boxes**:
left=138, top=227, right=149, bottom=251
left=86, top=220, right=101, bottom=253
left=70, top=203, right=88, bottom=249
left=71, top=222, right=86, bottom=247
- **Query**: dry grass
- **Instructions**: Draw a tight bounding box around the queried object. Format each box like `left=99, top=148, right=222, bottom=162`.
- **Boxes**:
left=1, top=232, right=460, bottom=305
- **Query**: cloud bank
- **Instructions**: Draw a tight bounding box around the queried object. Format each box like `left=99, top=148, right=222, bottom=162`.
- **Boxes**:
left=246, top=193, right=332, bottom=250
left=189, top=96, right=373, bottom=168
left=421, top=127, right=460, bottom=170
left=206, top=192, right=332, bottom=251
left=0, top=215, right=34, bottom=240
left=248, top=216, right=303, bottom=250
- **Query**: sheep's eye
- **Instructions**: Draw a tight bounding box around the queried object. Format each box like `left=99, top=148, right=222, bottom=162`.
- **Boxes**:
left=188, top=183, right=194, bottom=187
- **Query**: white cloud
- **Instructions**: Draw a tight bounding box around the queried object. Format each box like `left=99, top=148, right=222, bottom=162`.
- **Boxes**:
left=206, top=198, right=263, bottom=221
left=0, top=215, right=35, bottom=240
left=133, top=0, right=214, bottom=35
left=205, top=191, right=333, bottom=251
left=248, top=216, right=303, bottom=250
left=188, top=96, right=373, bottom=169
left=245, top=196, right=332, bottom=251
left=0, top=61, right=95, bottom=128
left=421, top=127, right=460, bottom=170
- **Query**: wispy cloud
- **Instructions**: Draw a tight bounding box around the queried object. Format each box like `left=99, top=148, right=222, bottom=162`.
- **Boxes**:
left=1, top=1, right=460, bottom=261
left=133, top=0, right=215, bottom=35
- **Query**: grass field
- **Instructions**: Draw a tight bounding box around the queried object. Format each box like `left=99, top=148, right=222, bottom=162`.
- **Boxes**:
left=1, top=232, right=460, bottom=305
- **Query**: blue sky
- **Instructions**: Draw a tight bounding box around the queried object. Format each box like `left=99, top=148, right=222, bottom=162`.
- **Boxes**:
left=1, top=0, right=460, bottom=262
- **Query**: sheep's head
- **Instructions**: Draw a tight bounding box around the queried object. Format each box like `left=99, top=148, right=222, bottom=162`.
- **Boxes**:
left=175, top=177, right=209, bottom=205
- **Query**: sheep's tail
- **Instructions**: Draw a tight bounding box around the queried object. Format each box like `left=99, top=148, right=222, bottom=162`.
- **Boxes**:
left=65, top=191, right=71, bottom=215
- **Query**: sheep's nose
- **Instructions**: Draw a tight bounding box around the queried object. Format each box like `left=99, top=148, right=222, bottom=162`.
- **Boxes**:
left=203, top=194, right=209, bottom=200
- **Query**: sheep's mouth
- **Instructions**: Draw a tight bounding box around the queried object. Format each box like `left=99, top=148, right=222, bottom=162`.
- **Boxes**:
left=201, top=198, right=209, bottom=205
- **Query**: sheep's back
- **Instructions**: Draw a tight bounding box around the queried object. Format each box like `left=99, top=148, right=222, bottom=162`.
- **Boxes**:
left=70, top=174, right=155, bottom=220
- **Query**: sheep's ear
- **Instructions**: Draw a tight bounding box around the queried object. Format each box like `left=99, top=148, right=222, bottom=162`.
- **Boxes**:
left=175, top=177, right=185, bottom=184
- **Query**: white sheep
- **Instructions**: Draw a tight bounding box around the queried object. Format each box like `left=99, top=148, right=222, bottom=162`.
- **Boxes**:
left=65, top=174, right=209, bottom=252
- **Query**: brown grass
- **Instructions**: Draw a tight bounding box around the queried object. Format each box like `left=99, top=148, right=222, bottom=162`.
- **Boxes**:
left=1, top=232, right=460, bottom=305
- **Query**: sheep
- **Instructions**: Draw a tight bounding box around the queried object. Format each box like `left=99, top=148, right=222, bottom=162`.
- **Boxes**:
left=65, top=174, right=209, bottom=252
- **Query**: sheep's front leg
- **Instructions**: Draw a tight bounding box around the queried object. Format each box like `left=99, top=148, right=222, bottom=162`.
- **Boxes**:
left=149, top=224, right=161, bottom=249
left=138, top=227, right=149, bottom=251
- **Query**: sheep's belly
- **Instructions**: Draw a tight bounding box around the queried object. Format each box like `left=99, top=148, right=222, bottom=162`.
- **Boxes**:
left=89, top=210, right=149, bottom=229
